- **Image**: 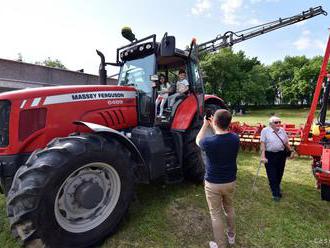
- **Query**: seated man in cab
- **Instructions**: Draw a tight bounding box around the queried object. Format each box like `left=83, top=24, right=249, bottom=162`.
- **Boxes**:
left=167, top=69, right=189, bottom=108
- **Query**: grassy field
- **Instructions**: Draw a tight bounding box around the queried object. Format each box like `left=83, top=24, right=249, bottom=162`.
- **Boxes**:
left=0, top=109, right=329, bottom=248
left=232, top=107, right=318, bottom=126
left=103, top=153, right=330, bottom=248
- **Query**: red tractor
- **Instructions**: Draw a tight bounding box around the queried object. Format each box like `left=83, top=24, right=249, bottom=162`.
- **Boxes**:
left=0, top=31, right=227, bottom=248
left=0, top=6, right=325, bottom=247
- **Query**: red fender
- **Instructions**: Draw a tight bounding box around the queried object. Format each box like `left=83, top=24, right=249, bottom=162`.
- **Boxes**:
left=171, top=95, right=198, bottom=131
left=171, top=94, right=227, bottom=131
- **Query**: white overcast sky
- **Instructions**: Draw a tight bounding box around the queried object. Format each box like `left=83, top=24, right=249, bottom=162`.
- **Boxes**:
left=0, top=0, right=329, bottom=76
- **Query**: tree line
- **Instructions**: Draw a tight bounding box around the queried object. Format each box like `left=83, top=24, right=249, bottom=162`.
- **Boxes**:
left=16, top=50, right=326, bottom=108
left=200, top=48, right=325, bottom=108
left=17, top=53, right=66, bottom=69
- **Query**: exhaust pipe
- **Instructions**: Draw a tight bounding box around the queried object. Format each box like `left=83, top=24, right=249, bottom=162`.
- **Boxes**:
left=96, top=50, right=107, bottom=85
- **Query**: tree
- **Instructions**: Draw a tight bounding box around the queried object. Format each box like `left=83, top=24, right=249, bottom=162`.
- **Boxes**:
left=246, top=65, right=273, bottom=105
left=295, top=56, right=323, bottom=105
left=200, top=48, right=273, bottom=107
left=281, top=56, right=308, bottom=104
left=16, top=53, right=23, bottom=62
left=35, top=57, right=66, bottom=69
left=269, top=56, right=322, bottom=105
left=201, top=50, right=325, bottom=107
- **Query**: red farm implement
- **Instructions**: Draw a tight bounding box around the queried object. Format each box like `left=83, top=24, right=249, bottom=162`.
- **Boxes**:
left=231, top=122, right=303, bottom=151
left=296, top=31, right=330, bottom=201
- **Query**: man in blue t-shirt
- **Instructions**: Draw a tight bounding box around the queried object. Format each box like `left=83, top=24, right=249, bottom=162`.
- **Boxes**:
left=196, top=109, right=239, bottom=248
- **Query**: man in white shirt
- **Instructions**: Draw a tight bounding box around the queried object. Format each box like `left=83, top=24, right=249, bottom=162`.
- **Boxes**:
left=168, top=69, right=189, bottom=107
left=260, top=116, right=292, bottom=201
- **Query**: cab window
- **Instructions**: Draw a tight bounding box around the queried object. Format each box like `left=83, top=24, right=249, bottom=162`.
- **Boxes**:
left=119, top=54, right=156, bottom=97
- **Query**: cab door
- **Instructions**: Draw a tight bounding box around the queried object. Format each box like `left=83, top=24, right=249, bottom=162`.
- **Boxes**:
left=187, top=42, right=204, bottom=117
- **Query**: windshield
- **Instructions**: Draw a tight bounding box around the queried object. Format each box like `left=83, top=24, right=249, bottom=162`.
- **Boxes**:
left=118, top=54, right=155, bottom=97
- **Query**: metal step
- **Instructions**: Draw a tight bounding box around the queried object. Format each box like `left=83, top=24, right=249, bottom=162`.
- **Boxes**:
left=164, top=152, right=183, bottom=184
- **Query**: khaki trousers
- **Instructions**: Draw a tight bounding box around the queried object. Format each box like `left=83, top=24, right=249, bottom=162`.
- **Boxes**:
left=204, top=180, right=236, bottom=248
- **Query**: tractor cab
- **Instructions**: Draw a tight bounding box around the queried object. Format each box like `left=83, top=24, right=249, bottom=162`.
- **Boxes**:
left=98, top=30, right=204, bottom=127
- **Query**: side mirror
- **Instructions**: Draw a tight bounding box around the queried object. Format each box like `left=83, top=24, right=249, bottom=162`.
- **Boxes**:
left=160, top=33, right=176, bottom=57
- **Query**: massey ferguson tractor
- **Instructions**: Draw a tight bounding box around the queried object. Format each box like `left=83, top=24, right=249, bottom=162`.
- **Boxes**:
left=0, top=6, right=326, bottom=248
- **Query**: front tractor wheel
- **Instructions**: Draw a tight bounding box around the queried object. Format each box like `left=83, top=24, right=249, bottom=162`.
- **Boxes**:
left=7, top=133, right=136, bottom=248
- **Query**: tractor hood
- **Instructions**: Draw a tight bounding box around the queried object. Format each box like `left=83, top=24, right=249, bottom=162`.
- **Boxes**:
left=0, top=84, right=138, bottom=156
left=0, top=85, right=137, bottom=101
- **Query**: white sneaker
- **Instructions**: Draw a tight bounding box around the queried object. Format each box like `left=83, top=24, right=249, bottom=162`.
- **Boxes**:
left=226, top=231, right=236, bottom=245
left=209, top=241, right=218, bottom=248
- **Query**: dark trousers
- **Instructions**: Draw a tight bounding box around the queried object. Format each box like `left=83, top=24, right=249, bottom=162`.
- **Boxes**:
left=265, top=151, right=286, bottom=197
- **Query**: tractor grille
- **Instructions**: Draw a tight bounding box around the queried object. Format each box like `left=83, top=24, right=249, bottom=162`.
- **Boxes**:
left=99, top=109, right=126, bottom=127
left=0, top=100, right=10, bottom=147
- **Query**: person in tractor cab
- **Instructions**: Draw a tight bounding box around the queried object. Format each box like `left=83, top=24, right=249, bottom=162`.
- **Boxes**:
left=167, top=69, right=189, bottom=108
left=260, top=116, right=293, bottom=201
left=155, top=74, right=171, bottom=118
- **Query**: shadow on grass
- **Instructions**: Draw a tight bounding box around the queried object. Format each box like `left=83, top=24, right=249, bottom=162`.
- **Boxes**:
left=103, top=181, right=212, bottom=248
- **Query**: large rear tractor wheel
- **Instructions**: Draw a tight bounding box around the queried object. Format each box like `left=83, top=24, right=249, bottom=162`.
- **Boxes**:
left=182, top=104, right=222, bottom=182
left=7, top=133, right=136, bottom=248
left=321, top=184, right=330, bottom=201
left=182, top=117, right=204, bottom=182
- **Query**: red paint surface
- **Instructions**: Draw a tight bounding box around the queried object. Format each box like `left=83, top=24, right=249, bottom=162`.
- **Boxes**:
left=0, top=85, right=137, bottom=155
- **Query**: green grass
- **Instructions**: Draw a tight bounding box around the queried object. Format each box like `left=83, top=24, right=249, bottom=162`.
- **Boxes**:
left=103, top=152, right=330, bottom=248
left=232, top=108, right=319, bottom=126
left=0, top=197, right=18, bottom=248
left=1, top=154, right=329, bottom=248
left=0, top=109, right=329, bottom=247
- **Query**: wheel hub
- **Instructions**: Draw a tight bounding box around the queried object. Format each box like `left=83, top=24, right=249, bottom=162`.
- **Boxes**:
left=54, top=162, right=121, bottom=233
left=75, top=182, right=104, bottom=209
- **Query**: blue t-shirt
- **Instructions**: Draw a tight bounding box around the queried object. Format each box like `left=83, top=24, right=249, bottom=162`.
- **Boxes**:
left=200, top=133, right=240, bottom=184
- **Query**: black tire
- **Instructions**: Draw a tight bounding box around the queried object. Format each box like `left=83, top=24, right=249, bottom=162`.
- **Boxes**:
left=205, top=104, right=222, bottom=118
left=182, top=104, right=223, bottom=182
left=321, top=184, right=330, bottom=201
left=182, top=117, right=204, bottom=182
left=7, top=133, right=136, bottom=248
